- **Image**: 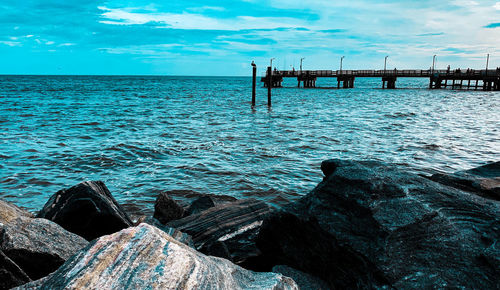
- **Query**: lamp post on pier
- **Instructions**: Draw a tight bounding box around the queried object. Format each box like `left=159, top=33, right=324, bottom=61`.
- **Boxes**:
left=384, top=55, right=389, bottom=74
left=300, top=57, right=305, bottom=75
left=432, top=55, right=437, bottom=73
left=486, top=53, right=490, bottom=76
left=340, top=56, right=345, bottom=75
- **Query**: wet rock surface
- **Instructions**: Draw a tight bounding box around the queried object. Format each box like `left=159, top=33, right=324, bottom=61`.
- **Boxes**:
left=153, top=192, right=185, bottom=224
left=0, top=249, right=31, bottom=290
left=430, top=161, right=500, bottom=200
left=18, top=223, right=298, bottom=290
left=1, top=216, right=88, bottom=281
left=37, top=181, right=133, bottom=241
left=168, top=198, right=270, bottom=264
left=257, top=159, right=500, bottom=289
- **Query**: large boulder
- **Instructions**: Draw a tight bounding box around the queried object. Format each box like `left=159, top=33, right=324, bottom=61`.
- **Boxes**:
left=168, top=198, right=271, bottom=264
left=37, top=181, right=133, bottom=240
left=257, top=159, right=500, bottom=289
left=0, top=249, right=31, bottom=290
left=153, top=192, right=185, bottom=224
left=429, top=161, right=500, bottom=200
left=1, top=216, right=88, bottom=281
left=17, top=223, right=298, bottom=289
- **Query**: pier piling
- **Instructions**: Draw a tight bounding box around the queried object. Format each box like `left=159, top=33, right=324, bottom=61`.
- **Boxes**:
left=267, top=66, right=272, bottom=107
left=251, top=62, right=256, bottom=107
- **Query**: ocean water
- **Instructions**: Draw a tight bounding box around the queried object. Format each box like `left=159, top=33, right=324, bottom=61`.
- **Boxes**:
left=0, top=75, right=499, bottom=215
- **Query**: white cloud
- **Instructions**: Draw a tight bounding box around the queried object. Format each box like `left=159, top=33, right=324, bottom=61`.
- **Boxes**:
left=187, top=6, right=226, bottom=12
left=98, top=6, right=311, bottom=31
left=0, top=41, right=21, bottom=46
left=494, top=2, right=500, bottom=10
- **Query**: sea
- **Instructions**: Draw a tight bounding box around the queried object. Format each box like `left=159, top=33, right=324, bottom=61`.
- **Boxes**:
left=0, top=75, right=499, bottom=215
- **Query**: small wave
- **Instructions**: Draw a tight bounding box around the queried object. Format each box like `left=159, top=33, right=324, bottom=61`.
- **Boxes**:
left=78, top=122, right=100, bottom=126
left=1, top=178, right=17, bottom=184
left=423, top=144, right=441, bottom=150
left=27, top=178, right=55, bottom=186
left=384, top=112, right=417, bottom=119
left=24, top=149, right=38, bottom=153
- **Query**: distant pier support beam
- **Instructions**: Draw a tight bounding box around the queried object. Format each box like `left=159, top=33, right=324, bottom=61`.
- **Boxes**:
left=337, top=76, right=355, bottom=89
left=382, top=76, right=397, bottom=89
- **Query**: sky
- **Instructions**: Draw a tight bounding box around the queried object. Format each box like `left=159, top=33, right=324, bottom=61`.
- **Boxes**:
left=0, top=0, right=499, bottom=75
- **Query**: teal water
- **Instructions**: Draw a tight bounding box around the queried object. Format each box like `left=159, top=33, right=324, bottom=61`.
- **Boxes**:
left=0, top=75, right=499, bottom=214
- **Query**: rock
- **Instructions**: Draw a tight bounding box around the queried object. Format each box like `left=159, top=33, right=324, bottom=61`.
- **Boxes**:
left=147, top=218, right=194, bottom=248
left=429, top=161, right=500, bottom=200
left=272, top=265, right=329, bottom=290
left=37, top=181, right=133, bottom=241
left=153, top=192, right=185, bottom=224
left=1, top=216, right=88, bottom=281
left=17, top=223, right=298, bottom=289
left=185, top=195, right=216, bottom=216
left=0, top=249, right=31, bottom=289
left=0, top=199, right=33, bottom=225
left=168, top=198, right=271, bottom=264
left=257, top=159, right=500, bottom=289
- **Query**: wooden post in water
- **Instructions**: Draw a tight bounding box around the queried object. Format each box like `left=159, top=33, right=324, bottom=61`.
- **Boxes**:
left=267, top=66, right=272, bottom=107
left=251, top=62, right=256, bottom=107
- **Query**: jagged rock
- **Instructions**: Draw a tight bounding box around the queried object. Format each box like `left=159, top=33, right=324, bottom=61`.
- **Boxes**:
left=17, top=224, right=298, bottom=289
left=0, top=249, right=31, bottom=290
left=429, top=161, right=500, bottom=200
left=257, top=159, right=500, bottom=289
left=0, top=199, right=33, bottom=225
left=37, top=181, right=133, bottom=241
left=272, top=265, right=329, bottom=290
left=168, top=198, right=271, bottom=264
left=185, top=195, right=216, bottom=216
left=153, top=192, right=185, bottom=224
left=1, top=216, right=88, bottom=281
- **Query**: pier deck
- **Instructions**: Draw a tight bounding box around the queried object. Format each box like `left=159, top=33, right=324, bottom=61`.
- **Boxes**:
left=261, top=68, right=500, bottom=90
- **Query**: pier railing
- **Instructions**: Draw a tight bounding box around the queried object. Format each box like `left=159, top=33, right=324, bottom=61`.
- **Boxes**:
left=264, top=69, right=500, bottom=78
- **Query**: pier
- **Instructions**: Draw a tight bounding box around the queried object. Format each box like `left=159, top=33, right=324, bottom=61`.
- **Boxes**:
left=261, top=68, right=500, bottom=91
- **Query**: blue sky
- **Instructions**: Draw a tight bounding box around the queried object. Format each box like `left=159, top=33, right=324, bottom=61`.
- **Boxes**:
left=0, top=0, right=499, bottom=75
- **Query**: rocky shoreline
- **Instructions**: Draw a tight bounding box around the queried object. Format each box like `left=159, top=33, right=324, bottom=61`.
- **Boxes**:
left=1, top=159, right=499, bottom=289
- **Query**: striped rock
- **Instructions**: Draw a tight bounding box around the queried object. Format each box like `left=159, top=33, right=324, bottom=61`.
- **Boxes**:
left=18, top=223, right=298, bottom=289
left=167, top=198, right=270, bottom=263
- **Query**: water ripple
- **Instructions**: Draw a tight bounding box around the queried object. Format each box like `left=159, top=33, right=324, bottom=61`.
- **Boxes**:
left=0, top=75, right=498, bottom=213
